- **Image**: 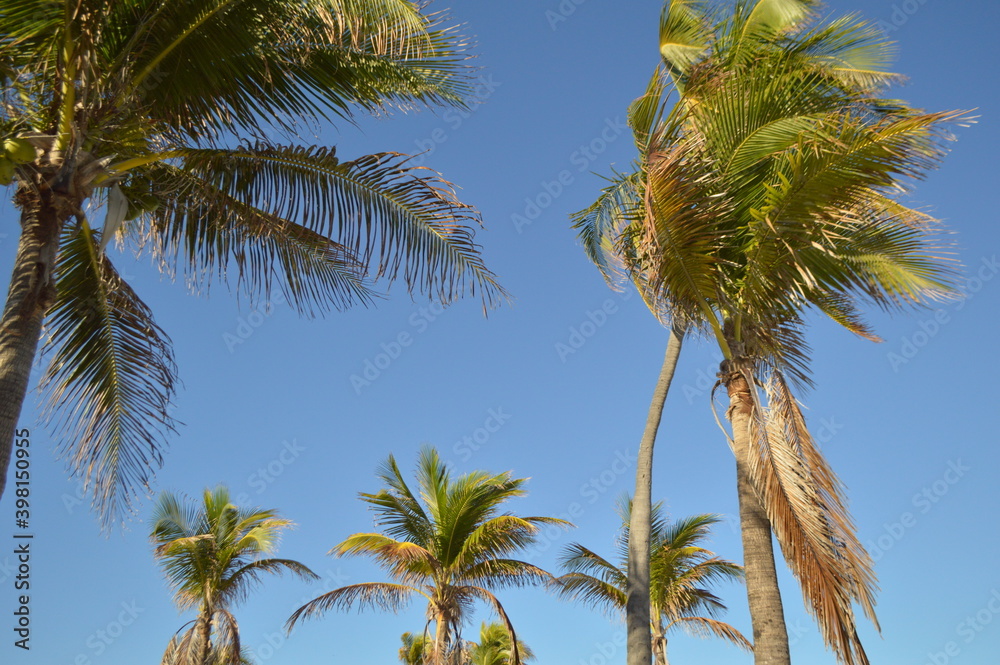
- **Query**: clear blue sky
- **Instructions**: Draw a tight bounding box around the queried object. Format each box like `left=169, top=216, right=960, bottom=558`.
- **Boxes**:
left=2, top=1, right=998, bottom=664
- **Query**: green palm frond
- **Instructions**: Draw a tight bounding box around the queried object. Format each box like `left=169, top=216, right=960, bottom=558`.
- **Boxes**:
left=155, top=144, right=504, bottom=309
left=41, top=220, right=178, bottom=524
left=659, top=0, right=711, bottom=82
left=112, top=0, right=476, bottom=138
left=222, top=558, right=319, bottom=606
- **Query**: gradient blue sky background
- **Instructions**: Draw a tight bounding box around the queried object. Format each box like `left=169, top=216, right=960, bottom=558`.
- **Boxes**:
left=2, top=1, right=999, bottom=664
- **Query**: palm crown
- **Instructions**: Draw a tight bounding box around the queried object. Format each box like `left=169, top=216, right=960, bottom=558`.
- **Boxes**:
left=0, top=0, right=505, bottom=524
left=553, top=500, right=749, bottom=665
left=150, top=486, right=316, bottom=665
left=287, top=447, right=569, bottom=665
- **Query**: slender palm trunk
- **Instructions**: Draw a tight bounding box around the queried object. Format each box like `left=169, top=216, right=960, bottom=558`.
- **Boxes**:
left=723, top=360, right=790, bottom=665
left=196, top=607, right=213, bottom=665
left=627, top=329, right=683, bottom=665
left=0, top=185, right=64, bottom=502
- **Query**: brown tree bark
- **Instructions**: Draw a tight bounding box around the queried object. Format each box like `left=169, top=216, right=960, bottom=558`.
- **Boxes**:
left=724, top=361, right=790, bottom=665
left=0, top=184, right=64, bottom=503
left=627, top=329, right=683, bottom=665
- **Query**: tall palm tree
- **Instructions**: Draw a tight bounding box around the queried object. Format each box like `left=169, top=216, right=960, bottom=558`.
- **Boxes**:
left=553, top=499, right=749, bottom=665
left=0, top=0, right=505, bottom=525
left=573, top=1, right=964, bottom=663
left=287, top=447, right=568, bottom=665
left=151, top=486, right=317, bottom=665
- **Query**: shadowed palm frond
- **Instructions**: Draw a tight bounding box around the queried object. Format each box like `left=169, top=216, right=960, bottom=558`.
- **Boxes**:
left=154, top=144, right=505, bottom=310
left=286, top=582, right=421, bottom=629
left=667, top=615, right=753, bottom=650
left=42, top=220, right=178, bottom=525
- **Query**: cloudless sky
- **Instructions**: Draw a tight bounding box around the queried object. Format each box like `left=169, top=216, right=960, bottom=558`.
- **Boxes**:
left=2, top=1, right=999, bottom=664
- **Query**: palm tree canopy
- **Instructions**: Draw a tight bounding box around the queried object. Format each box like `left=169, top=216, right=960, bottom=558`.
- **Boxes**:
left=288, top=447, right=570, bottom=665
left=151, top=486, right=316, bottom=665
left=150, top=486, right=317, bottom=611
left=571, top=2, right=967, bottom=663
left=0, top=0, right=505, bottom=525
left=554, top=498, right=749, bottom=651
left=575, top=0, right=962, bottom=378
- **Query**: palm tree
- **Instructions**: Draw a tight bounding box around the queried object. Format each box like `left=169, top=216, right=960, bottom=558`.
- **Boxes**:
left=151, top=486, right=317, bottom=665
left=287, top=447, right=568, bottom=665
left=399, top=631, right=434, bottom=665
left=467, top=622, right=535, bottom=665
left=399, top=622, right=534, bottom=665
left=573, top=1, right=964, bottom=663
left=553, top=499, right=749, bottom=665
left=0, top=0, right=505, bottom=524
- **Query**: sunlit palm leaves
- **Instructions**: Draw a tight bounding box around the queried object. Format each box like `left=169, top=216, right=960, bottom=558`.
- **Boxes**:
left=151, top=487, right=317, bottom=665
left=288, top=447, right=568, bottom=665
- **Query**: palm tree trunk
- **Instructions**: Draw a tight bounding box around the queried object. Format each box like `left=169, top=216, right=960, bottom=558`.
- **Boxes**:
left=724, top=361, right=790, bottom=665
left=197, top=609, right=213, bottom=665
left=0, top=186, right=63, bottom=503
left=433, top=615, right=448, bottom=665
left=652, top=628, right=669, bottom=665
left=627, top=328, right=683, bottom=665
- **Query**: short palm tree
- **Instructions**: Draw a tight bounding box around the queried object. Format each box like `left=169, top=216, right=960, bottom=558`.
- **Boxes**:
left=151, top=486, right=317, bottom=665
left=553, top=500, right=749, bottom=665
left=287, top=447, right=568, bottom=665
left=574, top=2, right=964, bottom=663
left=0, top=0, right=504, bottom=524
left=467, top=622, right=535, bottom=665
left=399, top=631, right=434, bottom=665
left=399, top=622, right=534, bottom=665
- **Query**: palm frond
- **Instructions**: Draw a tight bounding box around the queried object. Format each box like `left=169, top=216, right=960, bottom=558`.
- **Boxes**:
left=666, top=615, right=752, bottom=650
left=743, top=369, right=878, bottom=665
left=167, top=144, right=504, bottom=310
left=41, top=220, right=178, bottom=525
left=286, top=582, right=421, bottom=630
